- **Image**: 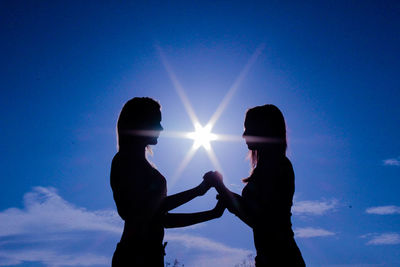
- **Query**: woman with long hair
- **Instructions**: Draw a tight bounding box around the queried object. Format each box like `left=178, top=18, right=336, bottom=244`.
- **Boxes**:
left=204, top=104, right=305, bottom=266
left=111, top=97, right=224, bottom=267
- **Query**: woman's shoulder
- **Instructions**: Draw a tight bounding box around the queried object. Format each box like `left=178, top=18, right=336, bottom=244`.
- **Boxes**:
left=150, top=165, right=166, bottom=184
left=111, top=154, right=163, bottom=183
left=283, top=156, right=293, bottom=167
left=251, top=156, right=293, bottom=182
left=282, top=156, right=294, bottom=176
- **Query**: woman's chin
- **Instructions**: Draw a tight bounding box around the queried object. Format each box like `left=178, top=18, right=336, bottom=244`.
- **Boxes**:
left=146, top=138, right=158, bottom=146
left=151, top=138, right=159, bottom=145
left=246, top=142, right=255, bottom=150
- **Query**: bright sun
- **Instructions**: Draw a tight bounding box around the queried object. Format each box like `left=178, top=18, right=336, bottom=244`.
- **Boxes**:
left=186, top=123, right=217, bottom=151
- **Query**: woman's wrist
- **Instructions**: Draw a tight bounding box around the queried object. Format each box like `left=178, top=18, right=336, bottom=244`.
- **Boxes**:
left=195, top=184, right=203, bottom=195
left=196, top=182, right=209, bottom=196
left=214, top=181, right=226, bottom=194
left=209, top=208, right=219, bottom=218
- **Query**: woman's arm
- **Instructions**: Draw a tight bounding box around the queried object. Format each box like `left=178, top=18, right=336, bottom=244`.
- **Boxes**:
left=216, top=186, right=256, bottom=227
left=222, top=192, right=260, bottom=228
left=162, top=180, right=210, bottom=212
left=203, top=172, right=259, bottom=228
left=163, top=200, right=225, bottom=228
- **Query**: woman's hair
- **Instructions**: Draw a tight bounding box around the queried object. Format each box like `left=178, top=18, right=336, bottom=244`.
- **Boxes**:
left=117, top=97, right=161, bottom=149
left=243, top=104, right=287, bottom=182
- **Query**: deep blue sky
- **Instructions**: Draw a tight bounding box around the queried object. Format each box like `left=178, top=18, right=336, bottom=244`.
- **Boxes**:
left=1, top=1, right=400, bottom=266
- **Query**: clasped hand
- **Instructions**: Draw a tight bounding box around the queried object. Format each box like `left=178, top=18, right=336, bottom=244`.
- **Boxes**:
left=196, top=171, right=226, bottom=218
left=203, top=171, right=223, bottom=188
left=197, top=170, right=223, bottom=195
left=203, top=171, right=238, bottom=215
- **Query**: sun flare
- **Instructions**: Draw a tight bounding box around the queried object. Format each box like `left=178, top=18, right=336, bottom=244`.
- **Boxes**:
left=186, top=123, right=217, bottom=151
left=158, top=44, right=264, bottom=183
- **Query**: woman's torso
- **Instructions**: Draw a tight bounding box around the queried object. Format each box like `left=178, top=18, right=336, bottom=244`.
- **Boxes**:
left=110, top=152, right=167, bottom=248
left=241, top=156, right=296, bottom=253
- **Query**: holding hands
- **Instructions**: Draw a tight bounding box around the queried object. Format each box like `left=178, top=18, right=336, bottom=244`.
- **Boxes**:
left=203, top=171, right=228, bottom=218
left=197, top=179, right=212, bottom=196
left=203, top=171, right=239, bottom=215
left=203, top=171, right=224, bottom=189
left=195, top=171, right=226, bottom=218
left=196, top=170, right=224, bottom=196
left=212, top=195, right=225, bottom=218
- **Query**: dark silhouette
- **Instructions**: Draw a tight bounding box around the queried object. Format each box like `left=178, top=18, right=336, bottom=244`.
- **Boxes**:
left=111, top=97, right=224, bottom=267
left=204, top=104, right=305, bottom=267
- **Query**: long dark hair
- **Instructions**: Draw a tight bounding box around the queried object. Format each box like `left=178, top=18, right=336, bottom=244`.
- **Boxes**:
left=243, top=104, right=287, bottom=182
left=117, top=97, right=161, bottom=150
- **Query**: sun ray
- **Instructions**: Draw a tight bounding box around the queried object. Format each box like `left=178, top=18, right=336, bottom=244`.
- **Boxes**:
left=207, top=44, right=265, bottom=128
left=205, top=146, right=226, bottom=182
left=169, top=144, right=199, bottom=188
left=160, top=130, right=194, bottom=139
left=212, top=133, right=243, bottom=142
left=157, top=44, right=265, bottom=187
left=242, top=135, right=282, bottom=144
left=157, top=46, right=200, bottom=127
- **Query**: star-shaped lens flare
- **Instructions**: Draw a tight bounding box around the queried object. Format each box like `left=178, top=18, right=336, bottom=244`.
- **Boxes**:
left=186, top=123, right=217, bottom=151
left=157, top=44, right=265, bottom=187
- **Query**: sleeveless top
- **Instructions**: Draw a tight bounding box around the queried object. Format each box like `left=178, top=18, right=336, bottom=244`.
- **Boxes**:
left=241, top=156, right=295, bottom=252
left=110, top=152, right=167, bottom=248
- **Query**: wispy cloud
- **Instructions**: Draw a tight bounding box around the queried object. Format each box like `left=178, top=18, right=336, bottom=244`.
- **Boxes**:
left=166, top=232, right=250, bottom=254
left=294, top=227, right=335, bottom=238
left=292, top=199, right=337, bottom=216
left=383, top=157, right=400, bottom=166
left=0, top=187, right=251, bottom=267
left=0, top=186, right=121, bottom=237
left=362, top=233, right=400, bottom=245
left=0, top=186, right=122, bottom=266
left=0, top=249, right=110, bottom=266
left=165, top=232, right=252, bottom=267
left=366, top=205, right=400, bottom=215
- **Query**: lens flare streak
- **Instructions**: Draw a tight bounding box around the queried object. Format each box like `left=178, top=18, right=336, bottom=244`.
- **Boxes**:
left=206, top=44, right=265, bottom=128
left=170, top=145, right=198, bottom=188
left=158, top=44, right=265, bottom=186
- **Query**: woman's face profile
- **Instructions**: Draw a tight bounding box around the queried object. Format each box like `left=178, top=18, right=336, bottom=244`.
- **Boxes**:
left=146, top=110, right=163, bottom=145
left=243, top=112, right=271, bottom=150
left=243, top=128, right=253, bottom=150
left=243, top=115, right=258, bottom=150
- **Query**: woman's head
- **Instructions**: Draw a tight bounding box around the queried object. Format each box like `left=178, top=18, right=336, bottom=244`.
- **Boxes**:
left=117, top=97, right=163, bottom=149
left=243, top=104, right=287, bottom=164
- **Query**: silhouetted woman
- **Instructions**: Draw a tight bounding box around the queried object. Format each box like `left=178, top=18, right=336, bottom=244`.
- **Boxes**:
left=205, top=104, right=305, bottom=266
left=111, top=97, right=224, bottom=267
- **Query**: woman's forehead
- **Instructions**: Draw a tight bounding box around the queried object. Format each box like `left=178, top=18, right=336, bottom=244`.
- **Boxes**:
left=155, top=109, right=162, bottom=120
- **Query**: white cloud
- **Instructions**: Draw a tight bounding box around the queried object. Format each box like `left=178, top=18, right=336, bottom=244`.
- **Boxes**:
left=366, top=205, right=400, bottom=215
left=362, top=233, right=400, bottom=245
left=0, top=186, right=122, bottom=237
left=383, top=157, right=400, bottom=166
left=0, top=186, right=122, bottom=266
left=166, top=232, right=250, bottom=255
left=292, top=199, right=337, bottom=215
left=165, top=232, right=252, bottom=267
left=0, top=186, right=252, bottom=267
left=294, top=227, right=335, bottom=238
left=0, top=249, right=109, bottom=266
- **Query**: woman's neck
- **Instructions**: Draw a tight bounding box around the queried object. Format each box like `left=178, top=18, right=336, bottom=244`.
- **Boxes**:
left=257, top=149, right=284, bottom=165
left=118, top=143, right=147, bottom=159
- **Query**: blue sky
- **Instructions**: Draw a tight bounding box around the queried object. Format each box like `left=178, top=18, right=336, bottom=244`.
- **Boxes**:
left=1, top=1, right=400, bottom=266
